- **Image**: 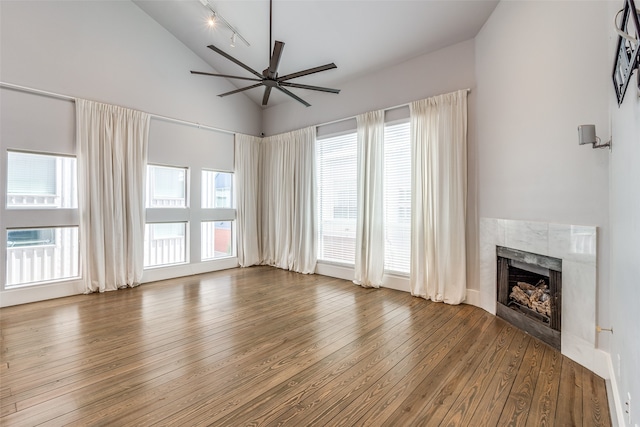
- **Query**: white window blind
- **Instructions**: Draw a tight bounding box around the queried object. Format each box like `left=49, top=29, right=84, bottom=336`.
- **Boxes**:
left=146, top=165, right=187, bottom=208
left=316, top=132, right=358, bottom=265
left=6, top=151, right=77, bottom=208
left=383, top=122, right=411, bottom=274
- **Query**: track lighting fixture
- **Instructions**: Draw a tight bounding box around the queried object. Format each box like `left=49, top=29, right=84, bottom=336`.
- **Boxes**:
left=207, top=13, right=216, bottom=28
left=198, top=0, right=249, bottom=47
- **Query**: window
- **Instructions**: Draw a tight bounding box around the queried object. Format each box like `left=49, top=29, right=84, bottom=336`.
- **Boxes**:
left=316, top=132, right=358, bottom=265
left=144, top=222, right=187, bottom=268
left=6, top=227, right=79, bottom=287
left=6, top=151, right=77, bottom=208
left=146, top=165, right=187, bottom=208
left=202, top=170, right=233, bottom=209
left=5, top=150, right=79, bottom=288
left=201, top=221, right=234, bottom=260
left=316, top=122, right=412, bottom=274
left=144, top=164, right=237, bottom=269
left=144, top=164, right=189, bottom=268
left=383, top=122, right=411, bottom=274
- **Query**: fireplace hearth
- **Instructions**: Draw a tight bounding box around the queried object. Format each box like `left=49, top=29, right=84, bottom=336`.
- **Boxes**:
left=496, top=246, right=562, bottom=350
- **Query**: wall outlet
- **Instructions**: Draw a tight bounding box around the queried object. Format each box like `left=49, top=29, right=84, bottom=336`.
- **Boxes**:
left=627, top=392, right=632, bottom=425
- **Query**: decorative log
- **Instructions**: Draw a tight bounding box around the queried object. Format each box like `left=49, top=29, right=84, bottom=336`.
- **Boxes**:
left=535, top=279, right=548, bottom=291
left=510, top=286, right=531, bottom=307
left=532, top=299, right=551, bottom=316
left=517, top=281, right=536, bottom=291
left=529, top=288, right=544, bottom=305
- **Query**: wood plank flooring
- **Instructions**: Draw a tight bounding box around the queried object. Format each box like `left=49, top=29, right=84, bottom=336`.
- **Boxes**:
left=0, top=266, right=611, bottom=426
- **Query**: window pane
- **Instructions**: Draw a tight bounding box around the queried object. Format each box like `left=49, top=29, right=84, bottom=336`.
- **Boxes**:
left=316, top=132, right=357, bottom=265
left=384, top=122, right=411, bottom=274
left=201, top=221, right=234, bottom=260
left=144, top=222, right=187, bottom=268
left=202, top=170, right=233, bottom=208
left=6, top=151, right=77, bottom=208
left=6, top=227, right=79, bottom=287
left=146, top=165, right=187, bottom=208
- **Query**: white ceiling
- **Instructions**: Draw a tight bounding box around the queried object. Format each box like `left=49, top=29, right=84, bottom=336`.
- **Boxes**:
left=133, top=0, right=499, bottom=108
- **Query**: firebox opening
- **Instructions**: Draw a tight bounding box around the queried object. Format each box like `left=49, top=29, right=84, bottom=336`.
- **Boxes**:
left=496, top=246, right=562, bottom=350
left=507, top=264, right=551, bottom=326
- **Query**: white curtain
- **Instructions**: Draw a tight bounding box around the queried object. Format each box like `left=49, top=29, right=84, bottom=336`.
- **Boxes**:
left=354, top=110, right=385, bottom=288
left=235, top=134, right=261, bottom=267
left=76, top=99, right=149, bottom=293
left=410, top=89, right=468, bottom=304
left=260, top=127, right=317, bottom=274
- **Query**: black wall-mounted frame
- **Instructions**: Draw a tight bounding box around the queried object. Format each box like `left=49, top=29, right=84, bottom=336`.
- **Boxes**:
left=613, top=0, right=640, bottom=105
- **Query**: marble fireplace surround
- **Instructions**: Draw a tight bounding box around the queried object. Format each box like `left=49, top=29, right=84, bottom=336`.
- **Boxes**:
left=478, top=218, right=597, bottom=373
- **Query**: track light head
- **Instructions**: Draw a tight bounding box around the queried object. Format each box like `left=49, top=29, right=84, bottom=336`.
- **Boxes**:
left=207, top=13, right=216, bottom=27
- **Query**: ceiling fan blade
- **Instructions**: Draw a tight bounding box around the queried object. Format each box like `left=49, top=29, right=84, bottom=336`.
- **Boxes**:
left=276, top=86, right=311, bottom=107
left=218, top=83, right=264, bottom=98
left=262, top=86, right=273, bottom=106
left=266, top=41, right=285, bottom=78
left=207, top=44, right=263, bottom=79
left=191, top=71, right=262, bottom=82
left=278, top=63, right=337, bottom=82
left=279, top=82, right=340, bottom=94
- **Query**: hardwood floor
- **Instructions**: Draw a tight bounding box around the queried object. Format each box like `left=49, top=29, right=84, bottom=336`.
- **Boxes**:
left=0, top=266, right=611, bottom=426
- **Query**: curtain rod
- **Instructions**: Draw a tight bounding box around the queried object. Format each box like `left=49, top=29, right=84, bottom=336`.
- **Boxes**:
left=0, top=81, right=237, bottom=136
left=315, top=88, right=472, bottom=129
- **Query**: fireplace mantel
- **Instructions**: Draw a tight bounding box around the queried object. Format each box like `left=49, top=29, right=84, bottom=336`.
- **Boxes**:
left=478, top=218, right=597, bottom=372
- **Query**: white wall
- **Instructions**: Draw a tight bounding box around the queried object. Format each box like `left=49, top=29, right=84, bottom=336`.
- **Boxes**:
left=608, top=1, right=640, bottom=423
left=0, top=0, right=262, bottom=306
left=0, top=0, right=262, bottom=135
left=475, top=0, right=610, bottom=346
left=262, top=39, right=476, bottom=137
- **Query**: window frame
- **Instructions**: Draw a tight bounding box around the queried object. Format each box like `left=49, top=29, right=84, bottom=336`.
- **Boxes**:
left=145, top=163, right=190, bottom=209
left=200, top=220, right=236, bottom=261
left=143, top=221, right=189, bottom=269
left=383, top=120, right=411, bottom=276
left=316, top=130, right=358, bottom=267
left=4, top=149, right=80, bottom=290
left=6, top=150, right=78, bottom=210
left=201, top=169, right=234, bottom=210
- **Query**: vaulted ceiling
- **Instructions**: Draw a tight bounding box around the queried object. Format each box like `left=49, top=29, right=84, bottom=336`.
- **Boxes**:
left=133, top=0, right=499, bottom=108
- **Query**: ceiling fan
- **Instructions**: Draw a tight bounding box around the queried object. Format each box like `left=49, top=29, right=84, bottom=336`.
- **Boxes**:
left=191, top=0, right=340, bottom=107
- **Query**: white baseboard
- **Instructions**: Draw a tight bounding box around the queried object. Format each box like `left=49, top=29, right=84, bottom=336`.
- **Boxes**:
left=601, top=350, right=625, bottom=427
left=315, top=262, right=353, bottom=281
left=0, top=259, right=240, bottom=307
left=141, top=257, right=238, bottom=283
left=315, top=262, right=411, bottom=293
left=0, top=279, right=84, bottom=307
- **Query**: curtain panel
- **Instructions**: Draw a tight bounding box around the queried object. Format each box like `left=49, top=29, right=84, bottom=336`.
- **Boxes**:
left=75, top=99, right=149, bottom=293
left=260, top=127, right=317, bottom=274
left=235, top=134, right=261, bottom=267
left=354, top=110, right=385, bottom=288
left=410, top=89, right=468, bottom=304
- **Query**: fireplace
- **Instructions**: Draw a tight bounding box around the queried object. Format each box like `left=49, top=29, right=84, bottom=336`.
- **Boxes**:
left=496, top=246, right=562, bottom=350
